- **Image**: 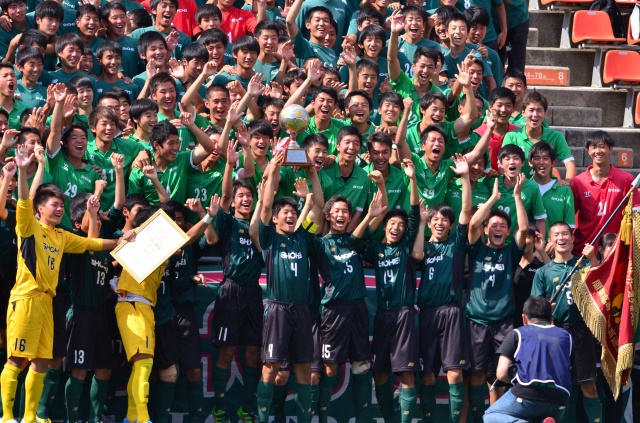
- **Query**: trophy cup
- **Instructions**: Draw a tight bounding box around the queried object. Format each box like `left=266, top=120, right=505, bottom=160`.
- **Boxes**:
left=277, top=104, right=312, bottom=166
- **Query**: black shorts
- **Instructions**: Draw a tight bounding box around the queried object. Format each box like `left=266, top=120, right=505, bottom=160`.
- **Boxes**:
left=419, top=304, right=469, bottom=374
left=371, top=308, right=418, bottom=374
left=64, top=308, right=113, bottom=371
left=173, top=304, right=202, bottom=370
left=213, top=280, right=263, bottom=348
left=558, top=322, right=597, bottom=383
left=0, top=267, right=15, bottom=328
left=468, top=317, right=513, bottom=373
left=52, top=292, right=68, bottom=358
left=311, top=308, right=322, bottom=372
left=154, top=319, right=179, bottom=370
left=262, top=301, right=313, bottom=364
left=320, top=300, right=371, bottom=365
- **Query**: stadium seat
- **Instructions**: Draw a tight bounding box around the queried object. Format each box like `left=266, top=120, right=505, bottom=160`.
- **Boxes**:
left=635, top=92, right=640, bottom=126
left=535, top=1, right=594, bottom=47
left=603, top=50, right=640, bottom=127
left=572, top=11, right=627, bottom=44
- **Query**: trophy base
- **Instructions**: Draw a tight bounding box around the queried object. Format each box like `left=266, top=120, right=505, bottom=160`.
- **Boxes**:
left=282, top=147, right=312, bottom=167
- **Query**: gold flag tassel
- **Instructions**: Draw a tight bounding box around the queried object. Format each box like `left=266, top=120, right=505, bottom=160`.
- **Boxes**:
left=619, top=204, right=632, bottom=245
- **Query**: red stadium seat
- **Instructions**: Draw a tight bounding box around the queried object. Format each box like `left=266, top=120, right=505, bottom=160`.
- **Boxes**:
left=635, top=92, right=640, bottom=126
left=572, top=11, right=627, bottom=44
left=603, top=50, right=640, bottom=84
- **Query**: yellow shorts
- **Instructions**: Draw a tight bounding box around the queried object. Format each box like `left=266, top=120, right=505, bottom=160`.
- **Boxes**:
left=6, top=294, right=53, bottom=359
left=115, top=301, right=155, bottom=361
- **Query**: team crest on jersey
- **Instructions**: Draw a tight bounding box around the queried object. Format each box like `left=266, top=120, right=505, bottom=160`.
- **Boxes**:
left=485, top=256, right=492, bottom=260
left=280, top=243, right=286, bottom=247
left=378, top=253, right=384, bottom=257
left=330, top=248, right=336, bottom=252
left=239, top=229, right=245, bottom=233
left=553, top=277, right=560, bottom=282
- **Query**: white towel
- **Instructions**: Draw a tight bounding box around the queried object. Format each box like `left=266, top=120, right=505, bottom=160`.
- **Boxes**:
left=632, top=4, right=640, bottom=40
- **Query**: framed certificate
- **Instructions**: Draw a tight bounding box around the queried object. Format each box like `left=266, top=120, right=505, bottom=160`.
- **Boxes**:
left=283, top=148, right=311, bottom=166
left=110, top=209, right=190, bottom=283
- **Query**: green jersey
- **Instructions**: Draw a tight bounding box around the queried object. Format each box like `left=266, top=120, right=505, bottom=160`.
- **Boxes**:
left=46, top=148, right=99, bottom=229
left=406, top=121, right=471, bottom=159
left=443, top=89, right=489, bottom=128
left=0, top=208, right=17, bottom=268
left=241, top=3, right=286, bottom=23
left=442, top=45, right=493, bottom=80
left=315, top=232, right=366, bottom=304
left=466, top=239, right=524, bottom=324
left=504, top=0, right=529, bottom=29
left=254, top=59, right=281, bottom=84
left=13, top=171, right=54, bottom=201
left=531, top=257, right=589, bottom=324
left=172, top=237, right=209, bottom=305
left=350, top=205, right=420, bottom=309
left=390, top=71, right=441, bottom=126
left=488, top=175, right=547, bottom=239
left=395, top=37, right=444, bottom=78
left=258, top=220, right=321, bottom=303
left=0, top=17, right=35, bottom=60
left=84, top=137, right=144, bottom=209
left=112, top=35, right=143, bottom=78
left=50, top=69, right=95, bottom=87
left=321, top=161, right=371, bottom=214
left=502, top=127, right=574, bottom=178
left=128, top=150, right=193, bottom=205
left=210, top=71, right=253, bottom=90
left=155, top=259, right=178, bottom=326
left=300, top=117, right=346, bottom=155
left=277, top=166, right=334, bottom=213
left=214, top=209, right=263, bottom=284
left=3, top=99, right=29, bottom=130
left=444, top=178, right=492, bottom=228
left=16, top=81, right=47, bottom=108
left=536, top=179, right=576, bottom=238
left=95, top=78, right=141, bottom=102
left=66, top=207, right=122, bottom=309
left=411, top=153, right=456, bottom=207
left=157, top=110, right=211, bottom=151
left=293, top=32, right=338, bottom=67
left=186, top=159, right=227, bottom=222
left=417, top=224, right=469, bottom=309
left=130, top=26, right=192, bottom=60
left=364, top=163, right=409, bottom=240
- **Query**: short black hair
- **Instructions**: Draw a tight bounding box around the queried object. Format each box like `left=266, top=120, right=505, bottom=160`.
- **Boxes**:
left=488, top=87, right=516, bottom=107
left=529, top=141, right=557, bottom=162
left=522, top=91, right=548, bottom=112
left=254, top=20, right=280, bottom=38
left=110, top=87, right=131, bottom=105
left=356, top=7, right=383, bottom=27
left=323, top=195, right=352, bottom=215
left=436, top=5, right=456, bottom=22
left=33, top=183, right=65, bottom=210
left=446, top=11, right=469, bottom=31
left=413, top=47, right=438, bottom=65
left=248, top=119, right=274, bottom=138
left=337, top=125, right=362, bottom=146
left=75, top=4, right=101, bottom=21
left=182, top=42, right=209, bottom=62
left=150, top=0, right=178, bottom=10
left=70, top=75, right=94, bottom=92
left=283, top=68, right=307, bottom=88
left=549, top=221, right=573, bottom=236
left=16, top=46, right=44, bottom=67
left=378, top=91, right=404, bottom=111
left=402, top=5, right=428, bottom=22
left=232, top=179, right=254, bottom=199
left=498, top=144, right=525, bottom=162
left=503, top=67, right=527, bottom=86
left=383, top=208, right=408, bottom=228
left=0, top=0, right=24, bottom=13
left=195, top=3, right=221, bottom=23
left=206, top=83, right=229, bottom=99
left=357, top=23, right=385, bottom=45
left=586, top=130, right=615, bottom=149
left=419, top=92, right=448, bottom=112
left=198, top=28, right=228, bottom=48
left=344, top=89, right=372, bottom=110
left=129, top=98, right=159, bottom=126
left=483, top=209, right=511, bottom=228
left=137, top=31, right=167, bottom=56
left=260, top=97, right=284, bottom=114
left=523, top=296, right=552, bottom=321
left=464, top=5, right=490, bottom=27
left=232, top=35, right=260, bottom=55
left=272, top=197, right=298, bottom=218
left=70, top=192, right=92, bottom=225
left=61, top=124, right=88, bottom=146
left=96, top=40, right=122, bottom=60
left=149, top=72, right=176, bottom=94
left=97, top=90, right=120, bottom=106
left=302, top=133, right=329, bottom=150
left=35, top=0, right=63, bottom=21
left=305, top=5, right=332, bottom=23
left=355, top=58, right=379, bottom=76
left=90, top=106, right=119, bottom=130
left=124, top=193, right=149, bottom=212
left=55, top=33, right=84, bottom=54
left=312, top=86, right=338, bottom=103
left=17, top=29, right=47, bottom=50
left=101, top=1, right=126, bottom=20
left=427, top=203, right=456, bottom=224
left=150, top=120, right=179, bottom=148
left=128, top=8, right=153, bottom=29
left=16, top=126, right=41, bottom=145
left=420, top=124, right=447, bottom=145
left=366, top=131, right=392, bottom=151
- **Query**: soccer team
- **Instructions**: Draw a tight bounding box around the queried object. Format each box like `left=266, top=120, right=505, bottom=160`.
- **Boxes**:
left=0, top=0, right=638, bottom=422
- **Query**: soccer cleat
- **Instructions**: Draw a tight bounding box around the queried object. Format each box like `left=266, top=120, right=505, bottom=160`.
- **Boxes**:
left=122, top=418, right=137, bottom=423
left=236, top=408, right=259, bottom=423
left=211, top=408, right=230, bottom=423
left=35, top=417, right=52, bottom=423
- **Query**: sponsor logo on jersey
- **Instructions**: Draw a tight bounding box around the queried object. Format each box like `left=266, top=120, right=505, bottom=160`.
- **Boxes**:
left=281, top=251, right=303, bottom=259
left=424, top=254, right=443, bottom=264
left=333, top=251, right=356, bottom=261
left=608, top=188, right=621, bottom=193
left=43, top=243, right=59, bottom=254
left=177, top=8, right=187, bottom=12
left=483, top=263, right=504, bottom=271
left=550, top=197, right=564, bottom=202
left=553, top=277, right=560, bottom=282
left=231, top=17, right=244, bottom=22
left=239, top=237, right=252, bottom=245
left=122, top=47, right=135, bottom=52
left=378, top=257, right=400, bottom=267
left=408, top=362, right=414, bottom=367
left=352, top=185, right=364, bottom=190
left=281, top=243, right=287, bottom=247
left=239, top=229, right=245, bottom=233
left=584, top=191, right=591, bottom=198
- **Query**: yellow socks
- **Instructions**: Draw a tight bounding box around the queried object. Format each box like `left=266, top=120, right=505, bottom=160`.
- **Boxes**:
left=23, top=368, right=46, bottom=423
left=1, top=363, right=21, bottom=420
left=126, top=368, right=137, bottom=422
left=131, top=358, right=153, bottom=423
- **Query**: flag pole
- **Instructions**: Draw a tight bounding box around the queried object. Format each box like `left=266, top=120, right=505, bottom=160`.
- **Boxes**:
left=549, top=173, right=640, bottom=305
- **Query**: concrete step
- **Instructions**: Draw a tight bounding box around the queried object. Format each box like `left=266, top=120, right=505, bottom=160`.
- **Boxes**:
left=524, top=66, right=570, bottom=86
left=529, top=10, right=566, bottom=48
left=549, top=126, right=640, bottom=165
left=532, top=87, right=629, bottom=127
left=548, top=106, right=602, bottom=127
left=526, top=48, right=595, bottom=86
left=561, top=146, right=633, bottom=168
left=528, top=28, right=540, bottom=47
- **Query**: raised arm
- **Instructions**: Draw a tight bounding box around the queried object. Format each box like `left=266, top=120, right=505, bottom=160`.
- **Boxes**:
left=14, top=146, right=34, bottom=200
left=284, top=61, right=322, bottom=108
left=469, top=178, right=500, bottom=244
left=29, top=145, right=46, bottom=199
left=402, top=159, right=419, bottom=206
left=451, top=154, right=472, bottom=225
left=306, top=164, right=325, bottom=226
left=395, top=98, right=413, bottom=162
left=111, top=153, right=126, bottom=210
left=0, top=129, right=20, bottom=161
left=237, top=73, right=266, bottom=122
left=181, top=108, right=217, bottom=166
left=235, top=130, right=255, bottom=181
left=463, top=109, right=494, bottom=165
left=86, top=195, right=101, bottom=238
left=260, top=150, right=285, bottom=225
left=249, top=181, right=265, bottom=252
left=142, top=165, right=171, bottom=203
left=387, top=9, right=404, bottom=81
left=367, top=170, right=388, bottom=232
left=180, top=61, right=218, bottom=114
left=452, top=62, right=478, bottom=138
left=47, top=84, right=68, bottom=156
left=221, top=140, right=239, bottom=212
left=412, top=200, right=429, bottom=261
left=218, top=101, right=243, bottom=161
left=512, top=174, right=528, bottom=249
left=285, top=0, right=305, bottom=41
left=183, top=195, right=220, bottom=246
left=0, top=161, right=16, bottom=220
left=352, top=191, right=387, bottom=239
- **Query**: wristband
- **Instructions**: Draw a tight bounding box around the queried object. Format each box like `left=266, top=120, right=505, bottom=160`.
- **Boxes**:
left=392, top=144, right=398, bottom=150
left=202, top=214, right=213, bottom=224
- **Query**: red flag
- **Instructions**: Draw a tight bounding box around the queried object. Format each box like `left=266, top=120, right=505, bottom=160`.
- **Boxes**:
left=571, top=201, right=640, bottom=399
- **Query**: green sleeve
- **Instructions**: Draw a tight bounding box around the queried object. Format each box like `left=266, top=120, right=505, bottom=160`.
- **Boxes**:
left=195, top=114, right=211, bottom=130
left=258, top=220, right=273, bottom=252
left=501, top=132, right=516, bottom=147
left=390, top=71, right=411, bottom=94
left=563, top=187, right=576, bottom=227
left=530, top=269, right=546, bottom=297
left=531, top=184, right=547, bottom=220
left=128, top=168, right=144, bottom=195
